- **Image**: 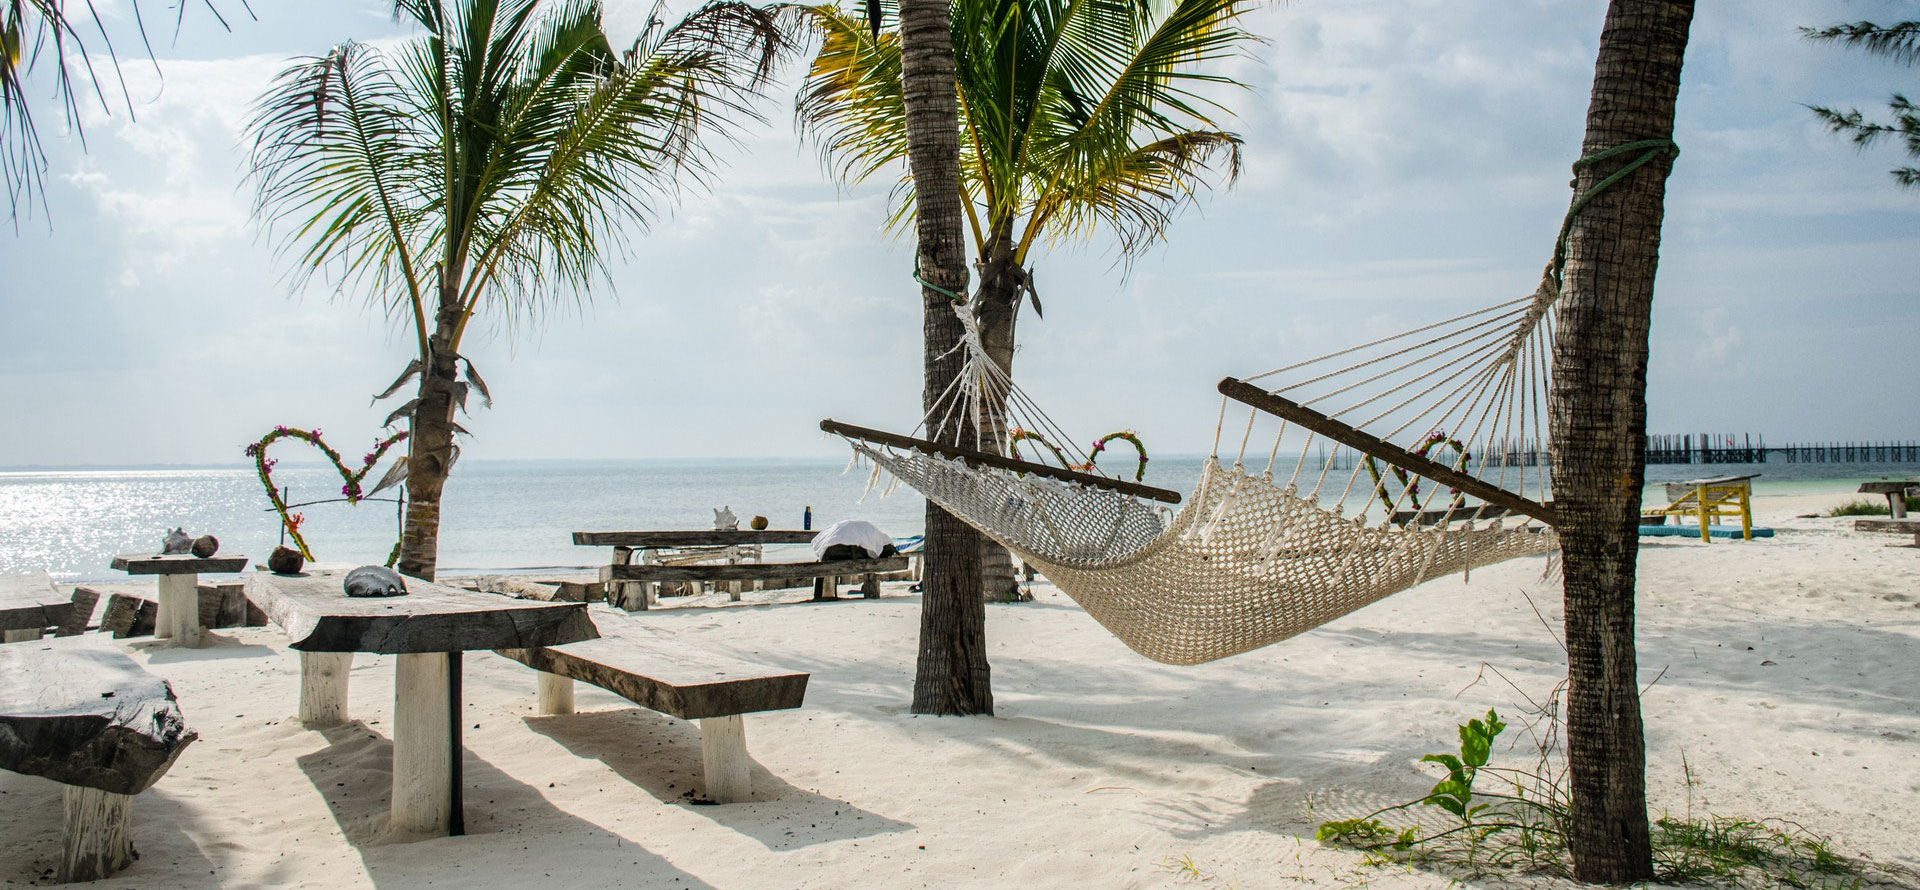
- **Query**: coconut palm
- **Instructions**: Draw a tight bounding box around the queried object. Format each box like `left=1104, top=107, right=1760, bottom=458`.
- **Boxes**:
left=1549, top=0, right=1693, bottom=880
left=2, top=0, right=245, bottom=221
left=797, top=0, right=1256, bottom=598
left=247, top=0, right=788, bottom=580
left=893, top=0, right=991, bottom=715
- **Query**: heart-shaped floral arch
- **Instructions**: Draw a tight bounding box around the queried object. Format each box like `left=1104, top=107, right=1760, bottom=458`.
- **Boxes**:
left=245, top=426, right=409, bottom=564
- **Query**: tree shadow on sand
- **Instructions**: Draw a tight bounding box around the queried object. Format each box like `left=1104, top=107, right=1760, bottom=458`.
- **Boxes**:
left=297, top=721, right=723, bottom=889
left=523, top=709, right=914, bottom=851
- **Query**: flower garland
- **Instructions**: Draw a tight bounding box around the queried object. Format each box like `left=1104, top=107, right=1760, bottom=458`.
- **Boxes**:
left=1008, top=427, right=1072, bottom=468
left=1087, top=430, right=1150, bottom=482
left=1007, top=427, right=1152, bottom=482
left=1365, top=429, right=1471, bottom=514
left=245, top=426, right=409, bottom=563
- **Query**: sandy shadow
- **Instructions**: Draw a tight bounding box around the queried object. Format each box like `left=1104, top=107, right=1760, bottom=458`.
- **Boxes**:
left=295, top=722, right=723, bottom=888
left=138, top=633, right=278, bottom=665
left=0, top=773, right=222, bottom=884
left=523, top=709, right=913, bottom=850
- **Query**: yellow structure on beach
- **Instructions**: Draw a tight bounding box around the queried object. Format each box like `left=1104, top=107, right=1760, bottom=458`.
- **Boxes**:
left=1642, top=475, right=1756, bottom=541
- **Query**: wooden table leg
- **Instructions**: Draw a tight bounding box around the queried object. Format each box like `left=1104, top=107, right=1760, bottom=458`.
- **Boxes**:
left=59, top=786, right=133, bottom=882
left=699, top=715, right=750, bottom=803
left=537, top=672, right=575, bottom=715
left=391, top=653, right=452, bottom=837
left=299, top=652, right=352, bottom=727
left=154, top=573, right=202, bottom=646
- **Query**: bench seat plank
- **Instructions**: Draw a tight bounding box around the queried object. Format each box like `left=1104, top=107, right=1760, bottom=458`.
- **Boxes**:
left=496, top=635, right=807, bottom=721
left=1, top=572, right=71, bottom=634
left=0, top=637, right=197, bottom=794
left=602, top=556, right=908, bottom=584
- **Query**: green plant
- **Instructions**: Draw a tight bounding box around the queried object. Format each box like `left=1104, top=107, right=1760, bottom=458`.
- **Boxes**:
left=1315, top=707, right=1895, bottom=889
left=1829, top=498, right=1892, bottom=517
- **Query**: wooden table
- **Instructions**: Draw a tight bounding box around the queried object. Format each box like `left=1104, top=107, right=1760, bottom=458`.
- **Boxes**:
left=574, top=530, right=817, bottom=608
left=1858, top=481, right=1919, bottom=519
left=246, top=569, right=597, bottom=838
left=1, top=572, right=71, bottom=643
left=109, top=554, right=248, bottom=647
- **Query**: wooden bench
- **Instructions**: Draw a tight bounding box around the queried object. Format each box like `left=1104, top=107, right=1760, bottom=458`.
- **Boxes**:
left=1, top=573, right=95, bottom=643
left=1854, top=518, right=1920, bottom=547
left=1641, top=475, right=1758, bottom=541
left=0, top=637, right=197, bottom=882
left=496, top=632, right=808, bottom=803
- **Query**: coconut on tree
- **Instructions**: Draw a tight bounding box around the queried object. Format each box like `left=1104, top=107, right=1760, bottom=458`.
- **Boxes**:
left=796, top=0, right=1260, bottom=599
left=246, top=0, right=790, bottom=580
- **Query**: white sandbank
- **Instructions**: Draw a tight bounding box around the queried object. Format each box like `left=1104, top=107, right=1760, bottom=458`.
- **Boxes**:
left=1, top=485, right=1915, bottom=888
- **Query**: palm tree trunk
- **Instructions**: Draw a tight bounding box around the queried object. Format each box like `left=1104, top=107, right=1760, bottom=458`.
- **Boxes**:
left=974, top=228, right=1023, bottom=602
left=1550, top=0, right=1692, bottom=881
left=396, top=295, right=466, bottom=583
left=900, top=0, right=991, bottom=715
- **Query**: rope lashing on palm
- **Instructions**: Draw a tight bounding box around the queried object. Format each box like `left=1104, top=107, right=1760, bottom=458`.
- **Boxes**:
left=911, top=260, right=968, bottom=304
left=1549, top=139, right=1680, bottom=287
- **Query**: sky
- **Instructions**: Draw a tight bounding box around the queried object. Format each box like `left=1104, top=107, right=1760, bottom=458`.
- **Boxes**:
left=1, top=0, right=1915, bottom=468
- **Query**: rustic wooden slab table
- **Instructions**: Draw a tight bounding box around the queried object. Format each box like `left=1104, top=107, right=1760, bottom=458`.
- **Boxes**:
left=246, top=569, right=597, bottom=838
left=574, top=529, right=818, bottom=607
left=1, top=572, right=71, bottom=643
left=109, top=554, right=248, bottom=647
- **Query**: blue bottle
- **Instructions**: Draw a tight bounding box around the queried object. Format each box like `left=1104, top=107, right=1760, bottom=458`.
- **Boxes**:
left=803, top=506, right=812, bottom=530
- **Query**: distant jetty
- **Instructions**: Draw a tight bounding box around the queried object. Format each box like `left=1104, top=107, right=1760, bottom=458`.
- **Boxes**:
left=1307, top=434, right=1920, bottom=469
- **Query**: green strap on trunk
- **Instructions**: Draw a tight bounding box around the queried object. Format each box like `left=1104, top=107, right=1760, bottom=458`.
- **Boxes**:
left=1550, top=139, right=1681, bottom=286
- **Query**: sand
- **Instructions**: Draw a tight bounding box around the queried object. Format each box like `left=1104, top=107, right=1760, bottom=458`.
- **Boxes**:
left=1, top=486, right=1916, bottom=888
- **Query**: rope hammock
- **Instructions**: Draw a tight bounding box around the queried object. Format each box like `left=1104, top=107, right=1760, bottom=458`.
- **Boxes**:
left=823, top=142, right=1676, bottom=666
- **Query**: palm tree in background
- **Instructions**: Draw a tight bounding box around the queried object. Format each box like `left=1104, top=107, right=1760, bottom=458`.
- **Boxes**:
left=246, top=0, right=789, bottom=580
left=797, top=0, right=1257, bottom=598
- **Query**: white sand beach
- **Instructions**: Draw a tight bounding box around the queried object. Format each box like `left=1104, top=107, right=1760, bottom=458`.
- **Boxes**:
left=2, top=486, right=1916, bottom=889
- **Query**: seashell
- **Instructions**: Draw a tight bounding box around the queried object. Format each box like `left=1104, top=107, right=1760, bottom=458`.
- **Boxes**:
left=750, top=515, right=769, bottom=531
left=343, top=565, right=408, bottom=598
left=713, top=506, right=738, bottom=531
left=268, top=546, right=306, bottom=575
left=161, top=528, right=192, bottom=555
left=191, top=535, right=219, bottom=558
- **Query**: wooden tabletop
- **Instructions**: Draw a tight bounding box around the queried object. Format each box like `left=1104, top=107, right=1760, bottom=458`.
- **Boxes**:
left=111, top=553, right=250, bottom=575
left=572, top=530, right=820, bottom=547
left=0, top=635, right=197, bottom=794
left=0, top=572, right=70, bottom=632
left=247, top=570, right=599, bottom=654
left=1857, top=481, right=1918, bottom=495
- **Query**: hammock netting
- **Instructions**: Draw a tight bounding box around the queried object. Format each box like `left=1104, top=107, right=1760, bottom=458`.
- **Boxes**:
left=832, top=269, right=1564, bottom=665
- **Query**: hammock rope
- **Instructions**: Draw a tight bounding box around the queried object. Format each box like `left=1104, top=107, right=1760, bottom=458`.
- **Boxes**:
left=823, top=141, right=1675, bottom=665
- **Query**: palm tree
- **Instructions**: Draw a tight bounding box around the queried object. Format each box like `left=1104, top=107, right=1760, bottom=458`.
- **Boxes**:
left=797, top=0, right=1256, bottom=598
left=247, top=0, right=788, bottom=580
left=895, top=0, right=992, bottom=715
left=1549, top=0, right=1693, bottom=881
left=1802, top=18, right=1920, bottom=188
left=2, top=0, right=246, bottom=221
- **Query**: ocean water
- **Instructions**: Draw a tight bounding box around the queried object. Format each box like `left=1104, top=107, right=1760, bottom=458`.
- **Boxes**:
left=2, top=455, right=1912, bottom=582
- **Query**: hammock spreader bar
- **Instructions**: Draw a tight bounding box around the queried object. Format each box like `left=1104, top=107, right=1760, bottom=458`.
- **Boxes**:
left=820, top=418, right=1184, bottom=505
left=1217, top=377, right=1558, bottom=526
